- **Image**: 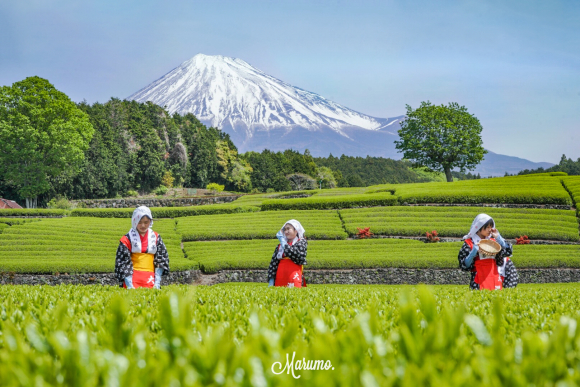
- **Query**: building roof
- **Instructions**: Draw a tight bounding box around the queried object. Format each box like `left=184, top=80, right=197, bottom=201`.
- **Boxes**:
left=0, top=198, right=23, bottom=209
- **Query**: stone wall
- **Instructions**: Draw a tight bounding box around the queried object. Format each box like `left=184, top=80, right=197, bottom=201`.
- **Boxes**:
left=71, top=195, right=240, bottom=208
left=0, top=271, right=200, bottom=286
left=214, top=268, right=580, bottom=285
left=3, top=268, right=579, bottom=286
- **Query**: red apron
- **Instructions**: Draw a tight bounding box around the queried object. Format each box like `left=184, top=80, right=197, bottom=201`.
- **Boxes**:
left=274, top=239, right=307, bottom=288
left=123, top=270, right=155, bottom=288
left=465, top=238, right=503, bottom=290
left=275, top=259, right=303, bottom=287
left=473, top=259, right=503, bottom=290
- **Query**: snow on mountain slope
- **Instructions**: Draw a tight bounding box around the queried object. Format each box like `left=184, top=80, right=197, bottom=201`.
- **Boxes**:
left=127, top=54, right=401, bottom=138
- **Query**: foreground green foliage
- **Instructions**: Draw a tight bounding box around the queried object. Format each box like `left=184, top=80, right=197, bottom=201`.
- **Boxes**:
left=1, top=284, right=580, bottom=386
left=184, top=239, right=580, bottom=273
left=0, top=218, right=194, bottom=273
left=340, top=206, right=580, bottom=241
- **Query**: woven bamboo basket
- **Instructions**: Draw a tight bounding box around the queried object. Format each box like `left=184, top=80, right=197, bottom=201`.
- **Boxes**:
left=478, top=239, right=501, bottom=259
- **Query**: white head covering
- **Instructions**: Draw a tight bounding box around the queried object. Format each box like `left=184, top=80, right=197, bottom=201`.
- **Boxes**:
left=282, top=219, right=305, bottom=240
left=276, top=219, right=306, bottom=259
left=128, top=206, right=157, bottom=254
left=463, top=213, right=494, bottom=245
left=131, top=206, right=153, bottom=232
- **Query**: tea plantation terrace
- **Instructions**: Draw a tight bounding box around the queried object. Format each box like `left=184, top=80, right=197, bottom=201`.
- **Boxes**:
left=1, top=173, right=579, bottom=282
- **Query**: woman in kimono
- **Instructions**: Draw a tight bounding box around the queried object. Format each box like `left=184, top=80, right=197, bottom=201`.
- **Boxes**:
left=267, top=219, right=307, bottom=288
left=114, top=206, right=169, bottom=289
left=458, top=213, right=518, bottom=290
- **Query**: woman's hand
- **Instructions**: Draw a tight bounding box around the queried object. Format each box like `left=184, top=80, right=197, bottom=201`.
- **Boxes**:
left=491, top=228, right=500, bottom=239
left=276, top=230, right=287, bottom=250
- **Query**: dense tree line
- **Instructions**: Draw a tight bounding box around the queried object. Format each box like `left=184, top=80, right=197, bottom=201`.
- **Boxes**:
left=515, top=154, right=580, bottom=176
left=0, top=86, right=481, bottom=206
left=0, top=97, right=253, bottom=205
left=48, top=99, right=250, bottom=200
left=314, top=155, right=427, bottom=186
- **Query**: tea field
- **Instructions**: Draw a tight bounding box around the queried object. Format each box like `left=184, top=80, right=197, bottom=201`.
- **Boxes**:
left=1, top=283, right=580, bottom=386
left=0, top=174, right=579, bottom=275
left=0, top=218, right=194, bottom=273
left=177, top=210, right=347, bottom=241
left=183, top=239, right=580, bottom=273
left=340, top=206, right=580, bottom=241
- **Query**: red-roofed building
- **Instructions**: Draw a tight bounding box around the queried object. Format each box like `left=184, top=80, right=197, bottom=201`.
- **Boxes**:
left=0, top=198, right=23, bottom=209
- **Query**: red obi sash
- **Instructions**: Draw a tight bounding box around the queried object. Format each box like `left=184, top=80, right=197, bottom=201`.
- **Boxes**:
left=465, top=238, right=503, bottom=290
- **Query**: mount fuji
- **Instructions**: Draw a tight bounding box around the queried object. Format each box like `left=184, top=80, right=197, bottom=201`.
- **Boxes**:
left=128, top=54, right=553, bottom=175
left=127, top=54, right=403, bottom=157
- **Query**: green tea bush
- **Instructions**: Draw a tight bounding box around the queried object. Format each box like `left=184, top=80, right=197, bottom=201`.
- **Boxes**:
left=0, top=208, right=70, bottom=217
left=340, top=206, right=580, bottom=241
left=562, top=177, right=580, bottom=215
left=71, top=204, right=259, bottom=218
left=0, top=217, right=194, bottom=273
left=184, top=239, right=580, bottom=273
left=312, top=187, right=370, bottom=196
left=177, top=210, right=347, bottom=241
left=2, top=284, right=580, bottom=386
left=368, top=176, right=572, bottom=205
left=237, top=175, right=574, bottom=209
left=515, top=171, right=568, bottom=177
left=262, top=192, right=398, bottom=210
left=0, top=218, right=40, bottom=226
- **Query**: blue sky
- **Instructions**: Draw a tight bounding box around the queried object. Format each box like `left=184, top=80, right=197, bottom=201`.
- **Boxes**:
left=1, top=0, right=578, bottom=163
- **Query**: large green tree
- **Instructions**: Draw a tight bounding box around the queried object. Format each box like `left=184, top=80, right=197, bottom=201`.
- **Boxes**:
left=394, top=101, right=487, bottom=182
left=0, top=77, right=94, bottom=207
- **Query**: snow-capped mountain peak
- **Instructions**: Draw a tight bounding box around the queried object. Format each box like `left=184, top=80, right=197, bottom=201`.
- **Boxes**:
left=128, top=53, right=400, bottom=137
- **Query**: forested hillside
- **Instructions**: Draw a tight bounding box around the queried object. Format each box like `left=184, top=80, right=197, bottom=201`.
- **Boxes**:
left=0, top=98, right=469, bottom=205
